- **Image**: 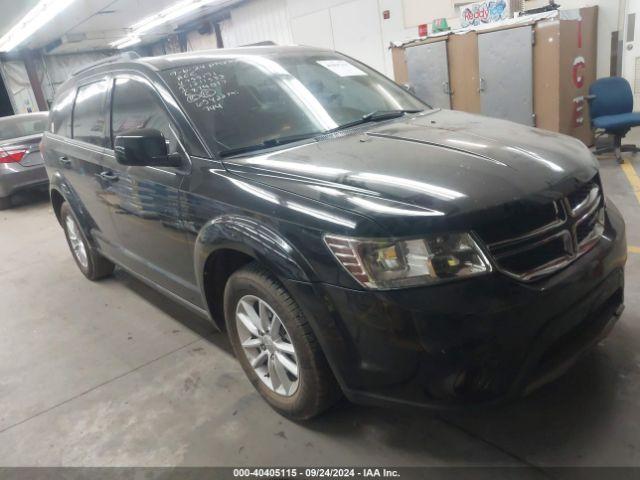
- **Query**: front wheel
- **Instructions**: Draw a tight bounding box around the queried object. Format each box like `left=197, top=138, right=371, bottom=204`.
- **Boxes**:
left=60, top=202, right=115, bottom=280
left=225, top=263, right=340, bottom=420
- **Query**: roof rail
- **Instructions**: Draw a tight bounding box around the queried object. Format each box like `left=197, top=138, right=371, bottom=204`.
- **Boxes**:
left=239, top=41, right=276, bottom=47
left=72, top=51, right=141, bottom=77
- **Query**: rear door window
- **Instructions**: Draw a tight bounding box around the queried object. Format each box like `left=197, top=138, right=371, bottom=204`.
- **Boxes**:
left=72, top=80, right=109, bottom=147
left=51, top=88, right=75, bottom=138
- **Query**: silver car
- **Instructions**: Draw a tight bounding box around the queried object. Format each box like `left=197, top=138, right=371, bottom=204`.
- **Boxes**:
left=0, top=112, right=50, bottom=209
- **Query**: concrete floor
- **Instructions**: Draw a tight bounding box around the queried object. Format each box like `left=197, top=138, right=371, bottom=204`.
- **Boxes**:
left=0, top=153, right=639, bottom=472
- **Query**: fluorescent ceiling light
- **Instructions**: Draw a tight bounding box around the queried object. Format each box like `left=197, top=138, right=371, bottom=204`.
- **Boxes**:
left=0, top=0, right=77, bottom=52
left=110, top=0, right=223, bottom=48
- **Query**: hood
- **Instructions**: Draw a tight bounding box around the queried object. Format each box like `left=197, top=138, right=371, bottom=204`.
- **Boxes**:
left=224, top=110, right=598, bottom=236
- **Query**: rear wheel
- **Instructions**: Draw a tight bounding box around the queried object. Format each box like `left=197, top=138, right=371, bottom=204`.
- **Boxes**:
left=60, top=202, right=115, bottom=280
left=0, top=196, right=12, bottom=210
left=225, top=263, right=340, bottom=420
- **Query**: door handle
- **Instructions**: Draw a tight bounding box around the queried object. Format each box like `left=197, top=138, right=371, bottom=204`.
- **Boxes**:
left=98, top=171, right=119, bottom=182
left=478, top=77, right=486, bottom=93
left=59, top=156, right=71, bottom=166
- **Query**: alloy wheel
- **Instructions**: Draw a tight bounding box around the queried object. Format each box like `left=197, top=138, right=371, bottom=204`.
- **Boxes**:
left=65, top=215, right=89, bottom=269
left=235, top=294, right=299, bottom=396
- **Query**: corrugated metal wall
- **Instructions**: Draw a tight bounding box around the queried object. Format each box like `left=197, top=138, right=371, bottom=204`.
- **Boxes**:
left=187, top=29, right=219, bottom=51
left=37, top=52, right=112, bottom=103
left=221, top=0, right=293, bottom=47
left=0, top=61, right=38, bottom=114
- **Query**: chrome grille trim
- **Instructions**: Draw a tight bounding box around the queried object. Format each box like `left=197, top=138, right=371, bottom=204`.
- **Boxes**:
left=493, top=230, right=572, bottom=261
left=576, top=207, right=605, bottom=253
left=487, top=201, right=564, bottom=249
left=575, top=194, right=601, bottom=225
left=494, top=230, right=574, bottom=282
left=568, top=184, right=600, bottom=217
left=485, top=182, right=605, bottom=282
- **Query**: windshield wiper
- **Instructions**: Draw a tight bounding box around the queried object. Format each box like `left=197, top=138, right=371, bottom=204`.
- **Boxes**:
left=326, top=109, right=423, bottom=133
left=218, top=132, right=320, bottom=158
left=218, top=110, right=423, bottom=158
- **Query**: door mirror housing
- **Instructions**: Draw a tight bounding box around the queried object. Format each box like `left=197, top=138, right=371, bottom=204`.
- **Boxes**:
left=403, top=83, right=416, bottom=94
left=114, top=128, right=182, bottom=167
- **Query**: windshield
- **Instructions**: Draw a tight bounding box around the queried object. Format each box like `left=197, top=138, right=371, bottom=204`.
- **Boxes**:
left=0, top=113, right=48, bottom=142
left=161, top=51, right=427, bottom=157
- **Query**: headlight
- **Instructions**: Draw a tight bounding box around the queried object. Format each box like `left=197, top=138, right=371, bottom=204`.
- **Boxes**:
left=324, top=233, right=491, bottom=289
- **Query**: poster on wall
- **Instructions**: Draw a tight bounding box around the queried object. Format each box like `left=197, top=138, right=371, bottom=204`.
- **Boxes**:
left=460, top=0, right=510, bottom=28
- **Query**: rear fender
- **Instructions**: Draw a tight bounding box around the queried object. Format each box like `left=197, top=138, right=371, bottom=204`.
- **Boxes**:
left=49, top=172, right=100, bottom=249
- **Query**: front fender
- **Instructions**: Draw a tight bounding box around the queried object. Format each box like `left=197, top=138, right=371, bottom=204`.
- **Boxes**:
left=193, top=214, right=316, bottom=295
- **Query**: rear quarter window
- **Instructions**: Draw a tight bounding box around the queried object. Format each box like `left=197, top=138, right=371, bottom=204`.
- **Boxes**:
left=72, top=80, right=109, bottom=147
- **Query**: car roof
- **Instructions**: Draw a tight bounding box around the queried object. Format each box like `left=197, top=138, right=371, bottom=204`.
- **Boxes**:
left=74, top=45, right=334, bottom=79
left=58, top=45, right=340, bottom=105
left=137, top=45, right=333, bottom=71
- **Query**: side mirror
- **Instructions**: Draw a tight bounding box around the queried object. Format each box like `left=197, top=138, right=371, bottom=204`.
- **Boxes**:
left=114, top=128, right=182, bottom=167
left=403, top=83, right=416, bottom=94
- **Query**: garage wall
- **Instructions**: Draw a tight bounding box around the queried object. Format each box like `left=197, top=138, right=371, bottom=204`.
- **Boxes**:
left=528, top=0, right=621, bottom=78
left=402, top=0, right=457, bottom=27
left=1, top=51, right=114, bottom=113
left=287, top=0, right=387, bottom=74
left=186, top=29, right=219, bottom=51
left=384, top=0, right=620, bottom=79
left=0, top=61, right=39, bottom=114
left=379, top=0, right=419, bottom=76
left=221, top=0, right=293, bottom=47
left=218, top=0, right=391, bottom=74
left=202, top=0, right=621, bottom=79
left=38, top=52, right=112, bottom=102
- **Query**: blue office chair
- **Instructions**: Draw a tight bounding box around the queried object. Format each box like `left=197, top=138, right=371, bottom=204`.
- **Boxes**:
left=588, top=76, right=640, bottom=164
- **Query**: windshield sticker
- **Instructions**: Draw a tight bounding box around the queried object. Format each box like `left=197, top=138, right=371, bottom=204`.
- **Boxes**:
left=168, top=62, right=239, bottom=111
left=317, top=60, right=367, bottom=77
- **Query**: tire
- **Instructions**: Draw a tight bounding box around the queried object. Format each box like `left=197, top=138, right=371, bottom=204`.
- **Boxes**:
left=225, top=263, right=341, bottom=420
left=0, top=196, right=11, bottom=210
left=60, top=202, right=115, bottom=280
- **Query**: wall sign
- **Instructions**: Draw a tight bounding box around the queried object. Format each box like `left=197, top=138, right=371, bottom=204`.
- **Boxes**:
left=460, top=0, right=510, bottom=28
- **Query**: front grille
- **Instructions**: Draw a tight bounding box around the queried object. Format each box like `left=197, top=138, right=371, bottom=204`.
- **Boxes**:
left=478, top=201, right=563, bottom=246
left=481, top=178, right=605, bottom=282
left=495, top=232, right=573, bottom=277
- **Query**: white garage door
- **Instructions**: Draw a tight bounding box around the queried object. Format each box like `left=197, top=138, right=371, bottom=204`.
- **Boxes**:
left=221, top=0, right=292, bottom=48
left=330, top=0, right=386, bottom=73
left=291, top=9, right=335, bottom=50
left=221, top=0, right=387, bottom=75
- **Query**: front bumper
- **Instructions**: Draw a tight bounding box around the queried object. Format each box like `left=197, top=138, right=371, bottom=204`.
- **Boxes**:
left=0, top=161, right=48, bottom=198
left=285, top=202, right=627, bottom=409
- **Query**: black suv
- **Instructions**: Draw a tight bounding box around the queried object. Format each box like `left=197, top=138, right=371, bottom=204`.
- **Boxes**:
left=42, top=47, right=626, bottom=419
